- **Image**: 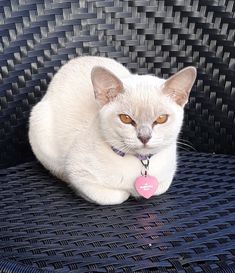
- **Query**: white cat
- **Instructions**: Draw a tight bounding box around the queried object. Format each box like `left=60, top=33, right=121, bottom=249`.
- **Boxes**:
left=29, top=56, right=196, bottom=205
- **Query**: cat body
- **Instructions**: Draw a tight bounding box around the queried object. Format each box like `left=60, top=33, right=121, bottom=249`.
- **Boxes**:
left=29, top=56, right=196, bottom=205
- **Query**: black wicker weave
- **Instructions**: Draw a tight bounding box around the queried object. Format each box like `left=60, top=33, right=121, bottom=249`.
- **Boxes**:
left=0, top=152, right=235, bottom=273
left=0, top=0, right=235, bottom=272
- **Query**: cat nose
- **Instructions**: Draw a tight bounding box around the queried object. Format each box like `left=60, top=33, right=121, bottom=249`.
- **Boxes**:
left=137, top=125, right=152, bottom=144
left=138, top=135, right=151, bottom=144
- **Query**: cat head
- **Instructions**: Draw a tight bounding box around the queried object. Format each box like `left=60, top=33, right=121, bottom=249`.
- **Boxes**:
left=91, top=66, right=197, bottom=156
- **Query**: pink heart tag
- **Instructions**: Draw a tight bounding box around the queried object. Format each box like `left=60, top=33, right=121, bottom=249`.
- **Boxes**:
left=135, top=175, right=158, bottom=199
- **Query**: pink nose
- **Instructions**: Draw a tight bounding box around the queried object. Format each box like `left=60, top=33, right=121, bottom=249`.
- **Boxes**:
left=138, top=135, right=151, bottom=144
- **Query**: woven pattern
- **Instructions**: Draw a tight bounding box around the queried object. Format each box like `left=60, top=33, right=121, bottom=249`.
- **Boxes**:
left=0, top=151, right=234, bottom=273
left=0, top=0, right=235, bottom=167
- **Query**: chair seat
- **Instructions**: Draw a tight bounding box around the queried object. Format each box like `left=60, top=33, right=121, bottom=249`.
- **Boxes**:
left=0, top=151, right=234, bottom=273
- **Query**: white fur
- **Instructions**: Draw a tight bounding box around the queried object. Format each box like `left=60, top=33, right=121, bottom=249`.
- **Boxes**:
left=29, top=56, right=192, bottom=205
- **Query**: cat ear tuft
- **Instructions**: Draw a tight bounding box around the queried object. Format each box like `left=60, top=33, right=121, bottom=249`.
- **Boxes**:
left=161, top=67, right=197, bottom=107
left=91, top=66, right=124, bottom=106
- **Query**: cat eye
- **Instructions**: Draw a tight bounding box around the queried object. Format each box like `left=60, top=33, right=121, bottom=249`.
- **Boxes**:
left=154, top=114, right=168, bottom=125
left=119, top=114, right=135, bottom=125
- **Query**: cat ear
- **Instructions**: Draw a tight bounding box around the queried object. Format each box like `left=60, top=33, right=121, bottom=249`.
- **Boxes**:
left=91, top=66, right=124, bottom=106
left=161, top=67, right=197, bottom=107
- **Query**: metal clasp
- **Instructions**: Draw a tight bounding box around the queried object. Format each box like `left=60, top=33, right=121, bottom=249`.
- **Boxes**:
left=140, top=158, right=149, bottom=177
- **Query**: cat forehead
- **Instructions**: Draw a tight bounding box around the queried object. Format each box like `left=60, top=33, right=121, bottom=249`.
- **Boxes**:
left=122, top=74, right=165, bottom=90
left=120, top=75, right=166, bottom=107
left=115, top=76, right=175, bottom=120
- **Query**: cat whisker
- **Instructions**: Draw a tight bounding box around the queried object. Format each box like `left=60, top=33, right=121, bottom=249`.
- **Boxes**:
left=177, top=145, right=192, bottom=152
left=178, top=138, right=194, bottom=145
left=95, top=139, right=123, bottom=145
left=178, top=138, right=196, bottom=148
left=177, top=141, right=197, bottom=151
left=95, top=138, right=135, bottom=153
left=99, top=138, right=132, bottom=152
left=118, top=143, right=132, bottom=152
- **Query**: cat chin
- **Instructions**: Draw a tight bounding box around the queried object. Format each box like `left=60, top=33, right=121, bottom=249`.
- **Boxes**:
left=134, top=147, right=158, bottom=155
left=135, top=144, right=171, bottom=155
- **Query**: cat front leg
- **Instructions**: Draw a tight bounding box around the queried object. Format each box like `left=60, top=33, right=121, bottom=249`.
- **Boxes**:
left=71, top=181, right=130, bottom=205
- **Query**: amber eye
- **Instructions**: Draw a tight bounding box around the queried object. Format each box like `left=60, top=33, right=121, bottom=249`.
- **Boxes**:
left=119, top=114, right=135, bottom=125
left=154, top=114, right=168, bottom=125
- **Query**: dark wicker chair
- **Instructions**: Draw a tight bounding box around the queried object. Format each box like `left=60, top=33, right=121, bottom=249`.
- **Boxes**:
left=0, top=1, right=234, bottom=272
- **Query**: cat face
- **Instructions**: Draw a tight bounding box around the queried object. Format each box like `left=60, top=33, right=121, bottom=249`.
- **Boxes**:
left=91, top=67, right=196, bottom=155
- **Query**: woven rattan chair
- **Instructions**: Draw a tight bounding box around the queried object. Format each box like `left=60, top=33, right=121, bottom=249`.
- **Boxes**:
left=0, top=1, right=235, bottom=272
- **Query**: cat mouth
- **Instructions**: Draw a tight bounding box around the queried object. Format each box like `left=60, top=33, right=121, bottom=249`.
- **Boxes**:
left=116, top=140, right=155, bottom=155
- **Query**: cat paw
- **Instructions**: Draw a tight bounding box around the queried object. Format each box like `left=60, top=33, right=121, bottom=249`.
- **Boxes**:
left=75, top=184, right=130, bottom=205
left=93, top=189, right=130, bottom=205
left=154, top=178, right=173, bottom=196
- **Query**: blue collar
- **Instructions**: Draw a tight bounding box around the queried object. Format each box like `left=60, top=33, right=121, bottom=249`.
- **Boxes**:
left=111, top=146, right=153, bottom=161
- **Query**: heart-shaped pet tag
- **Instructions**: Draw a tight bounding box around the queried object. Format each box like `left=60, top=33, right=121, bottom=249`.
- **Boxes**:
left=135, top=175, right=158, bottom=199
